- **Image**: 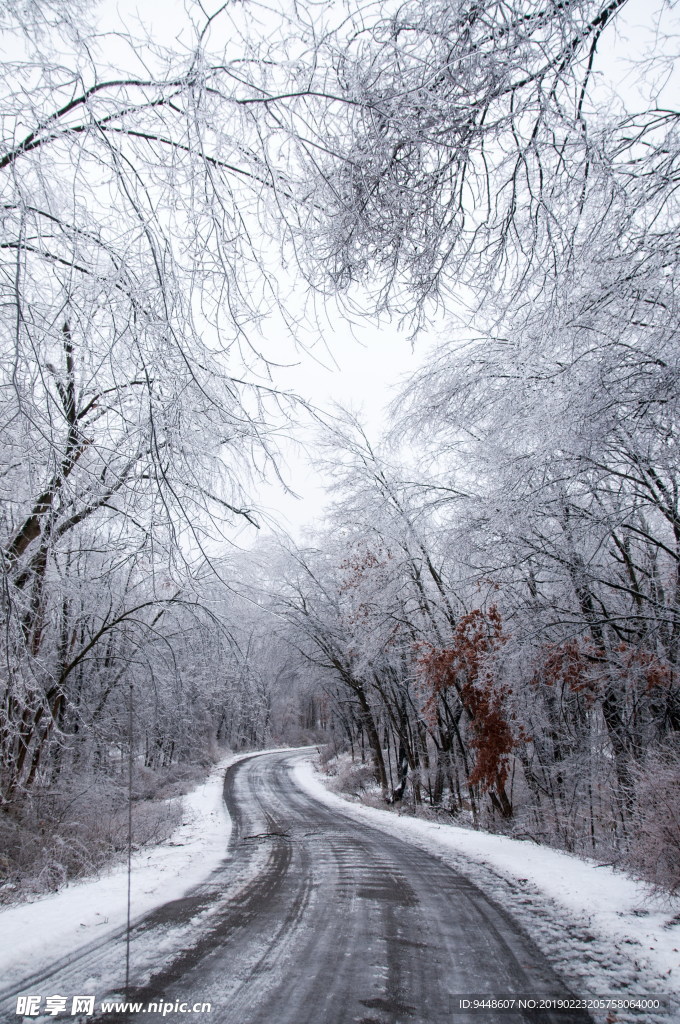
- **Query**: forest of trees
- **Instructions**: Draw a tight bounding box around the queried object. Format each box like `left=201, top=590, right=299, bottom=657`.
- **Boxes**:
left=1, top=0, right=678, bottom=895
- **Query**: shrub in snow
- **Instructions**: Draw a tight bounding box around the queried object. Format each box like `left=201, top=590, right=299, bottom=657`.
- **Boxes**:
left=625, top=745, right=680, bottom=895
left=326, top=755, right=377, bottom=796
left=0, top=771, right=183, bottom=901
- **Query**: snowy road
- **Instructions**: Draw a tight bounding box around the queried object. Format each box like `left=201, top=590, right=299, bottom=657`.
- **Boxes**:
left=8, top=751, right=593, bottom=1023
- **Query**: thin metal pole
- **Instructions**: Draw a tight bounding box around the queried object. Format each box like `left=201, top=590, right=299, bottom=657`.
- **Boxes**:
left=125, top=677, right=133, bottom=995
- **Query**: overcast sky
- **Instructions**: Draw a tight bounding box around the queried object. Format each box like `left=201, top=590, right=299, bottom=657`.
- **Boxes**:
left=254, top=319, right=424, bottom=539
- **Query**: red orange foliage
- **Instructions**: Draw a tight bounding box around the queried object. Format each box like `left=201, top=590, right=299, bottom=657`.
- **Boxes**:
left=532, top=639, right=670, bottom=700
left=533, top=640, right=599, bottom=700
left=339, top=547, right=391, bottom=628
left=418, top=607, right=523, bottom=792
left=612, top=643, right=671, bottom=692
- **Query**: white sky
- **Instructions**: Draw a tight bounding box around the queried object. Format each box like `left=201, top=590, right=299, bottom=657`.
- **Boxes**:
left=100, top=0, right=678, bottom=543
left=252, top=318, right=422, bottom=539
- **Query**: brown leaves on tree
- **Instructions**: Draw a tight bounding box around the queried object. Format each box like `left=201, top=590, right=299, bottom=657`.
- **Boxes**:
left=532, top=639, right=670, bottom=702
left=417, top=606, right=522, bottom=793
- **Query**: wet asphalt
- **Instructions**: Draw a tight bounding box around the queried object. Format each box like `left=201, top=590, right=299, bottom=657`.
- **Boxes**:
left=5, top=750, right=593, bottom=1024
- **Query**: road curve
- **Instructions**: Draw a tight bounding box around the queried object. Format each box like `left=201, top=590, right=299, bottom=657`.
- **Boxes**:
left=7, top=751, right=593, bottom=1023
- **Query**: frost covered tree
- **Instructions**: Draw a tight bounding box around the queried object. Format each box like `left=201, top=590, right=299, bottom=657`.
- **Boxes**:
left=0, top=0, right=311, bottom=807
left=259, top=0, right=680, bottom=860
left=272, top=0, right=650, bottom=316
left=3, top=0, right=680, bottom=893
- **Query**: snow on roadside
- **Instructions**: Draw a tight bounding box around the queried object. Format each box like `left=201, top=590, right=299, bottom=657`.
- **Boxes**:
left=293, top=757, right=680, bottom=1024
left=0, top=747, right=289, bottom=994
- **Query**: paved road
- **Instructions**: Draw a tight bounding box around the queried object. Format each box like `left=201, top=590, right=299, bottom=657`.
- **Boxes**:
left=7, top=751, right=593, bottom=1023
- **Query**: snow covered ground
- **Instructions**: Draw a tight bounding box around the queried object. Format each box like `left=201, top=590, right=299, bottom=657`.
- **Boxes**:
left=2, top=748, right=678, bottom=1023
left=293, top=758, right=680, bottom=1023
left=0, top=748, right=292, bottom=997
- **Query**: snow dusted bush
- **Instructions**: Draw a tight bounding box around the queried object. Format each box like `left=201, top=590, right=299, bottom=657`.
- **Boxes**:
left=0, top=768, right=183, bottom=902
left=323, top=752, right=377, bottom=796
left=317, top=744, right=339, bottom=774
left=625, top=746, right=680, bottom=895
left=132, top=763, right=204, bottom=802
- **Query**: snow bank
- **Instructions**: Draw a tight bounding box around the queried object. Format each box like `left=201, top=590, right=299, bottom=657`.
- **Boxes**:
left=293, top=758, right=680, bottom=1019
left=0, top=748, right=288, bottom=994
